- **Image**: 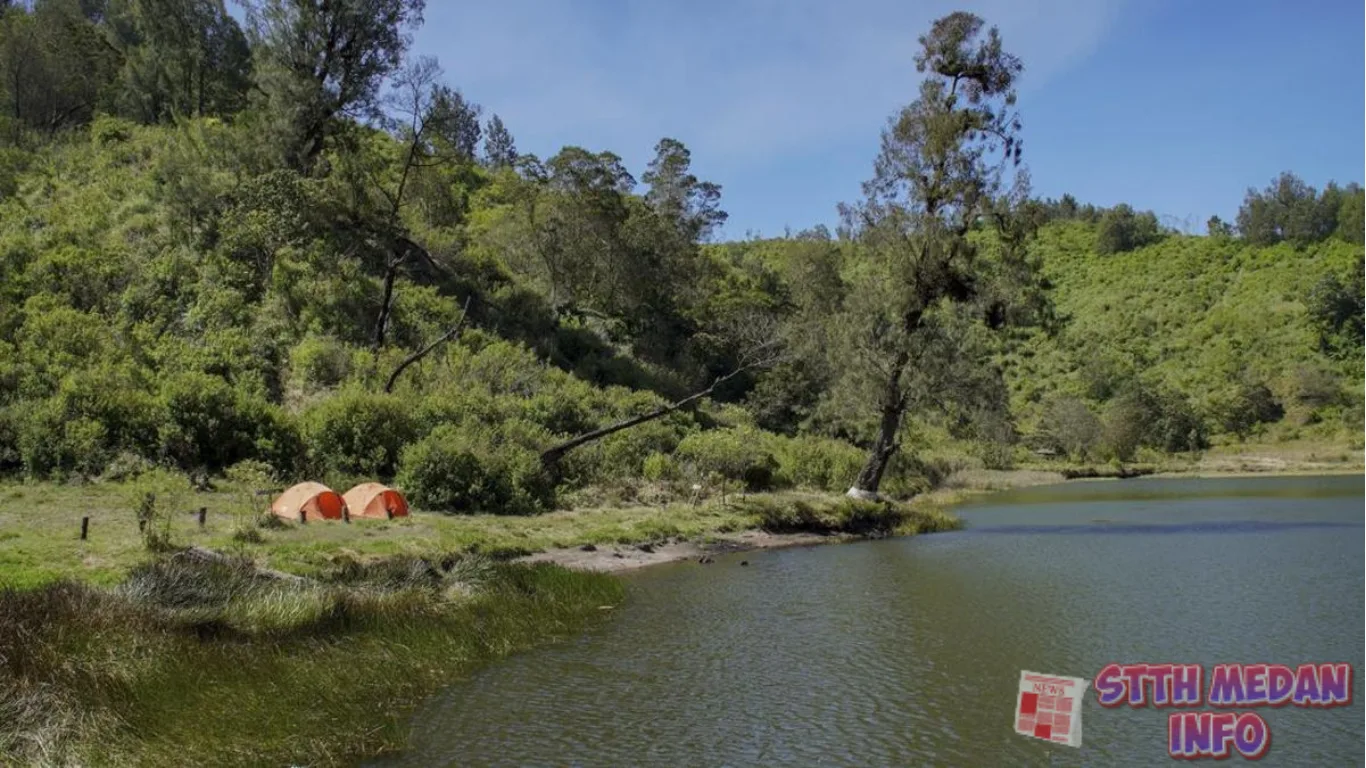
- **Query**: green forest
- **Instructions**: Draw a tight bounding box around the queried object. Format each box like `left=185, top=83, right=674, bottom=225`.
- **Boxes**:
left=0, top=0, right=1361, bottom=513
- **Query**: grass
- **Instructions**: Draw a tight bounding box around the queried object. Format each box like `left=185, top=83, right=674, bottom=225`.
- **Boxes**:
left=0, top=552, right=623, bottom=767
left=5, top=435, right=1358, bottom=589
left=0, top=482, right=946, bottom=587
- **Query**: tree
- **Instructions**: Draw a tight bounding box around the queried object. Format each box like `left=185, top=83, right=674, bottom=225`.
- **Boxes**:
left=1206, top=215, right=1233, bottom=238
left=361, top=56, right=480, bottom=350
left=1334, top=183, right=1364, bottom=244
left=105, top=0, right=251, bottom=122
left=827, top=12, right=1040, bottom=499
left=641, top=137, right=727, bottom=242
left=1236, top=172, right=1336, bottom=247
left=0, top=0, right=120, bottom=137
left=1305, top=264, right=1365, bottom=361
left=247, top=0, right=425, bottom=171
left=482, top=113, right=516, bottom=168
left=1095, top=204, right=1162, bottom=254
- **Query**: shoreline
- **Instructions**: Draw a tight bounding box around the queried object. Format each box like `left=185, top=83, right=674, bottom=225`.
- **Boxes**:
left=516, top=463, right=1362, bottom=574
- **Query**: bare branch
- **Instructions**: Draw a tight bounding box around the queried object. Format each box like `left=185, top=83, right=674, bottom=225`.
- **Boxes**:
left=384, top=295, right=473, bottom=393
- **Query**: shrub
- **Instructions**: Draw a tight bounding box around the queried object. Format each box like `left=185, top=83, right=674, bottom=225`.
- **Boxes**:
left=1038, top=396, right=1102, bottom=460
left=1101, top=385, right=1208, bottom=459
left=91, top=115, right=136, bottom=146
left=14, top=400, right=109, bottom=479
left=674, top=427, right=780, bottom=491
left=1212, top=378, right=1283, bottom=438
left=302, top=389, right=418, bottom=479
left=288, top=334, right=353, bottom=390
left=771, top=435, right=865, bottom=491
left=641, top=452, right=680, bottom=482
left=396, top=421, right=553, bottom=515
left=159, top=372, right=302, bottom=475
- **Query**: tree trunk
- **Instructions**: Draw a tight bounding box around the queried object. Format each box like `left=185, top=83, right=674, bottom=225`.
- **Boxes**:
left=847, top=354, right=910, bottom=500
left=373, top=259, right=399, bottom=351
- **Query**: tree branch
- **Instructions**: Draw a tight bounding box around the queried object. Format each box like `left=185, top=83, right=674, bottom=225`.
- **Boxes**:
left=540, top=360, right=767, bottom=469
left=384, top=295, right=472, bottom=393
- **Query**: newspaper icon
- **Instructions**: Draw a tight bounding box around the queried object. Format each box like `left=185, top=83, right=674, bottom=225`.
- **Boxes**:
left=1015, top=670, right=1087, bottom=748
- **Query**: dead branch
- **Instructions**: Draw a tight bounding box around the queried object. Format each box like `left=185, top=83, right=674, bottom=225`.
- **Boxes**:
left=384, top=295, right=473, bottom=393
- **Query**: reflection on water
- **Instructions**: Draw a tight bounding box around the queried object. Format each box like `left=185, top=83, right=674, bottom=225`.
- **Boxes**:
left=368, top=475, right=1364, bottom=768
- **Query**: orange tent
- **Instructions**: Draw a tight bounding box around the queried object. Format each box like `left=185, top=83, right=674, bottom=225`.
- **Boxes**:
left=271, top=482, right=347, bottom=523
left=342, top=483, right=410, bottom=520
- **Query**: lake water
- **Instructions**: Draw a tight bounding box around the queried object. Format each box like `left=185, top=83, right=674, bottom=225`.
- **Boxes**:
left=369, top=475, right=1364, bottom=767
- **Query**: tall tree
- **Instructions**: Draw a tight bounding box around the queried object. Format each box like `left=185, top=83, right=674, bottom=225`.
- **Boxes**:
left=105, top=0, right=251, bottom=122
left=482, top=112, right=516, bottom=168
left=642, top=137, right=727, bottom=242
left=0, top=0, right=119, bottom=136
left=246, top=0, right=424, bottom=171
left=828, top=12, right=1040, bottom=499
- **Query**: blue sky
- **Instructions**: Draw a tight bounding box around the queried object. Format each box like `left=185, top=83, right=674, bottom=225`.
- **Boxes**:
left=405, top=0, right=1364, bottom=239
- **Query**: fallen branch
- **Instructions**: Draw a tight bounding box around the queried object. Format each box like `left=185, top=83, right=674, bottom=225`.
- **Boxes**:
left=384, top=295, right=473, bottom=393
left=540, top=364, right=755, bottom=469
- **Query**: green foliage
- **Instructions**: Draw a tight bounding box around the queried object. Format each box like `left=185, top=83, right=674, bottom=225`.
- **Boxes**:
left=1095, top=204, right=1164, bottom=254
left=1101, top=385, right=1208, bottom=460
left=640, top=452, right=680, bottom=482
left=1037, top=396, right=1102, bottom=460
left=1305, top=264, right=1365, bottom=361
left=396, top=422, right=552, bottom=515
left=770, top=435, right=866, bottom=492
left=674, top=427, right=780, bottom=490
left=302, top=390, right=417, bottom=479
left=1236, top=172, right=1354, bottom=247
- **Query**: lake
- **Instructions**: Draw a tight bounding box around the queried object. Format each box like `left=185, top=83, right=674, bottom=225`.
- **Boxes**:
left=368, top=475, right=1364, bottom=767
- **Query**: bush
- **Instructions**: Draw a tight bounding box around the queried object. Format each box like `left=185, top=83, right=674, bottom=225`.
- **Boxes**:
left=1212, top=378, right=1283, bottom=438
left=302, top=389, right=418, bottom=479
left=91, top=115, right=136, bottom=146
left=1038, top=396, right=1102, bottom=460
left=160, top=372, right=302, bottom=475
left=288, top=334, right=354, bottom=390
left=396, top=421, right=553, bottom=515
left=674, top=427, right=780, bottom=491
left=1101, top=385, right=1208, bottom=459
left=641, top=452, right=680, bottom=482
left=771, top=435, right=865, bottom=491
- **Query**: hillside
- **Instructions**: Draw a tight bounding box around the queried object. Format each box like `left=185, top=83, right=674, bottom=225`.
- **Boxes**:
left=0, top=120, right=1360, bottom=510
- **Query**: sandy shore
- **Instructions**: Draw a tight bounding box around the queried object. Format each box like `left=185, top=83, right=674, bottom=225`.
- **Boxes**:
left=517, top=529, right=848, bottom=573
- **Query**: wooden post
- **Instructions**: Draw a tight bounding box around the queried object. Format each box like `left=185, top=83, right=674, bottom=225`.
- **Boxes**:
left=80, top=516, right=89, bottom=540
left=299, top=509, right=307, bottom=524
left=197, top=507, right=207, bottom=527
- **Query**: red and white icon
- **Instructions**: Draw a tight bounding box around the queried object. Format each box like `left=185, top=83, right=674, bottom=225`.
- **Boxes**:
left=1015, top=670, right=1087, bottom=748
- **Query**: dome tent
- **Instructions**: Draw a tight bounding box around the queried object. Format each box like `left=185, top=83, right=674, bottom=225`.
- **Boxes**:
left=271, top=482, right=348, bottom=523
left=342, top=483, right=409, bottom=520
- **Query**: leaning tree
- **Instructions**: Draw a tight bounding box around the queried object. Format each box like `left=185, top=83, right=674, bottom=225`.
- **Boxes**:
left=830, top=12, right=1047, bottom=499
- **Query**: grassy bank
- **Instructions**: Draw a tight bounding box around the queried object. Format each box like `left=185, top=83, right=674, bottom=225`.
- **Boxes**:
left=0, top=552, right=622, bottom=767
left=0, top=483, right=969, bottom=588
left=3, top=436, right=1358, bottom=588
